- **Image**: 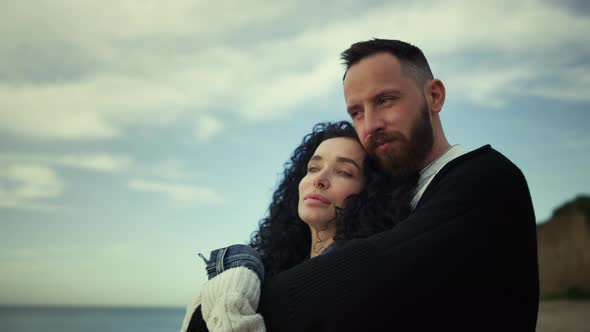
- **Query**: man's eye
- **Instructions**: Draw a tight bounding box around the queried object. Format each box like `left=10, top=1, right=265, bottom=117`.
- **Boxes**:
left=348, top=105, right=361, bottom=118
left=379, top=96, right=397, bottom=105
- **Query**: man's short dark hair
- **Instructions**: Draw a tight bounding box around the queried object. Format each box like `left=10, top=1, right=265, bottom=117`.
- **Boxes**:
left=340, top=38, right=434, bottom=86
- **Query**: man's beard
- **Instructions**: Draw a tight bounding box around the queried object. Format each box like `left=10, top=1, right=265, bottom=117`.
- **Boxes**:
left=366, top=102, right=434, bottom=176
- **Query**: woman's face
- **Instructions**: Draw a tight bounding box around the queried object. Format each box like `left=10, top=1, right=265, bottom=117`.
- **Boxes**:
left=298, top=137, right=366, bottom=225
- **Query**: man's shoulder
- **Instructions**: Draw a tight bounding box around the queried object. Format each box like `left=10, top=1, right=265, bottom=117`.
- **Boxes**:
left=442, top=144, right=522, bottom=178
left=412, top=144, right=532, bottom=213
left=425, top=144, right=526, bottom=197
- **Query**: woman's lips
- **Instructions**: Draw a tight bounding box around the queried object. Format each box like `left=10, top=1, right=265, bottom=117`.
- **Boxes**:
left=304, top=193, right=330, bottom=205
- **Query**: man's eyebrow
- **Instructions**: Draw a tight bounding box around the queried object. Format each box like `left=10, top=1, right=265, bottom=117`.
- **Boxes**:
left=346, top=104, right=360, bottom=114
left=347, top=89, right=401, bottom=113
left=372, top=89, right=402, bottom=100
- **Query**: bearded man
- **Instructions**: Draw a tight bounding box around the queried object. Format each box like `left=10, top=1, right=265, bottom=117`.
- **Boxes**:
left=257, top=39, right=539, bottom=331
left=183, top=39, right=539, bottom=332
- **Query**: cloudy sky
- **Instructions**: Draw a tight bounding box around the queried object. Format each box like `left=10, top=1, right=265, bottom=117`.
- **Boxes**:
left=1, top=0, right=589, bottom=307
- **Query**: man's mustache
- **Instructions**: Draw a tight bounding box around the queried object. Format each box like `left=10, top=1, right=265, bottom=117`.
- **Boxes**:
left=366, top=131, right=407, bottom=153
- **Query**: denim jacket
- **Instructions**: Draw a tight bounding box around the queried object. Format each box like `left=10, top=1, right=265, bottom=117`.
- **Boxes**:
left=199, top=244, right=265, bottom=282
left=199, top=242, right=340, bottom=283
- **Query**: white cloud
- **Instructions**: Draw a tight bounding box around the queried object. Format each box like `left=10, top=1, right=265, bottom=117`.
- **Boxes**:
left=238, top=58, right=343, bottom=120
left=194, top=115, right=224, bottom=142
left=0, top=164, right=64, bottom=209
left=0, top=153, right=133, bottom=173
left=57, top=154, right=132, bottom=172
left=148, top=160, right=199, bottom=181
left=527, top=65, right=590, bottom=103
left=441, top=65, right=537, bottom=108
left=0, top=0, right=588, bottom=141
left=128, top=178, right=223, bottom=205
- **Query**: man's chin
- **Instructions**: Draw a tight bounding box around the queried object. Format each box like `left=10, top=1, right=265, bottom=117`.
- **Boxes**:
left=372, top=152, right=396, bottom=171
left=368, top=151, right=387, bottom=165
left=375, top=146, right=398, bottom=162
left=373, top=151, right=418, bottom=176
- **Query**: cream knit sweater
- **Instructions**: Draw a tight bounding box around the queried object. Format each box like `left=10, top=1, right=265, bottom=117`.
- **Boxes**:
left=180, top=267, right=265, bottom=332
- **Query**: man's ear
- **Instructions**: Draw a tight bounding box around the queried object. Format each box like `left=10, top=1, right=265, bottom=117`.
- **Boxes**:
left=425, top=79, right=445, bottom=114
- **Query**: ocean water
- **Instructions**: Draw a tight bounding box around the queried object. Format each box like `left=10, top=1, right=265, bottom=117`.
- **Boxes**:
left=0, top=306, right=186, bottom=332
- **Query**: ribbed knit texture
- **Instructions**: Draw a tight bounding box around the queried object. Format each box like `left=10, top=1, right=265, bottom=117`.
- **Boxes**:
left=259, top=145, right=540, bottom=331
left=180, top=294, right=201, bottom=332
left=200, top=267, right=265, bottom=332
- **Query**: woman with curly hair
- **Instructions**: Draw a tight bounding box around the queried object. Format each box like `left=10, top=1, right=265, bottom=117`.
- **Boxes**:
left=181, top=121, right=417, bottom=332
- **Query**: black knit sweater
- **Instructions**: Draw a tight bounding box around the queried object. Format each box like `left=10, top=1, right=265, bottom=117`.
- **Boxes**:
left=188, top=145, right=539, bottom=331
left=257, top=145, right=539, bottom=331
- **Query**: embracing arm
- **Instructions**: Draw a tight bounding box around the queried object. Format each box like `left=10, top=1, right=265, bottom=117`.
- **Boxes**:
left=259, top=147, right=539, bottom=331
left=181, top=295, right=207, bottom=332
left=182, top=267, right=266, bottom=332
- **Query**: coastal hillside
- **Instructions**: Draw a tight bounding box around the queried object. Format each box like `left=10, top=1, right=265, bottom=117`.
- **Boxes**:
left=537, top=195, right=590, bottom=297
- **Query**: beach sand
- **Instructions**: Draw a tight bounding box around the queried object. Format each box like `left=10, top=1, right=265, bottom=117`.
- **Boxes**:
left=537, top=300, right=590, bottom=332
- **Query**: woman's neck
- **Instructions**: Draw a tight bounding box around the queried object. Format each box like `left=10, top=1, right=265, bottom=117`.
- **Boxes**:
left=309, top=225, right=335, bottom=258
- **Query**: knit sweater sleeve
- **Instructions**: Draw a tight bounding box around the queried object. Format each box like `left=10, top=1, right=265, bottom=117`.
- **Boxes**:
left=200, top=267, right=265, bottom=332
left=259, top=147, right=539, bottom=331
left=182, top=267, right=266, bottom=332
left=180, top=293, right=202, bottom=332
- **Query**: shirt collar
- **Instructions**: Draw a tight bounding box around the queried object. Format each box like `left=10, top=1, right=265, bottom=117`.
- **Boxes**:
left=411, top=145, right=465, bottom=209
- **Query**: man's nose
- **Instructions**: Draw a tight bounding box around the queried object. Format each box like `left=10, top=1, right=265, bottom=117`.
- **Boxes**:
left=364, top=108, right=385, bottom=137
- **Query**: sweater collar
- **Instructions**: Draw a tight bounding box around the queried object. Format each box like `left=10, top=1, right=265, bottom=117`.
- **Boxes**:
left=411, top=145, right=465, bottom=209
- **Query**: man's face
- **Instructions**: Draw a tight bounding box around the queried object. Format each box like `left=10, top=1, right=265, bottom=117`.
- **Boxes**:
left=343, top=52, right=433, bottom=176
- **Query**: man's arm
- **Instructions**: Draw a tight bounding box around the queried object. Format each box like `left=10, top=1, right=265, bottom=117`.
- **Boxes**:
left=259, top=148, right=539, bottom=331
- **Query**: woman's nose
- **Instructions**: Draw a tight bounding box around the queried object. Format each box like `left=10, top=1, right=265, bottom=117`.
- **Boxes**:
left=312, top=174, right=329, bottom=190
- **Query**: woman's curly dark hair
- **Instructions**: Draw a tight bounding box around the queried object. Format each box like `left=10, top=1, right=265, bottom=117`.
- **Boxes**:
left=250, top=121, right=418, bottom=278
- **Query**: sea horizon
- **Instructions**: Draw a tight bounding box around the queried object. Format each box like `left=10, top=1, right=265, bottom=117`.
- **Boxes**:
left=0, top=304, right=185, bottom=310
left=0, top=305, right=186, bottom=332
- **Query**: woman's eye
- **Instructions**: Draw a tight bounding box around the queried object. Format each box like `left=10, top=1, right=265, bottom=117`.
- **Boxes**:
left=307, top=166, right=319, bottom=173
left=336, top=169, right=353, bottom=177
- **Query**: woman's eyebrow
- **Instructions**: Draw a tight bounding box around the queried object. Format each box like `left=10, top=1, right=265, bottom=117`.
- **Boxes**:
left=310, top=155, right=360, bottom=170
left=336, top=156, right=360, bottom=170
